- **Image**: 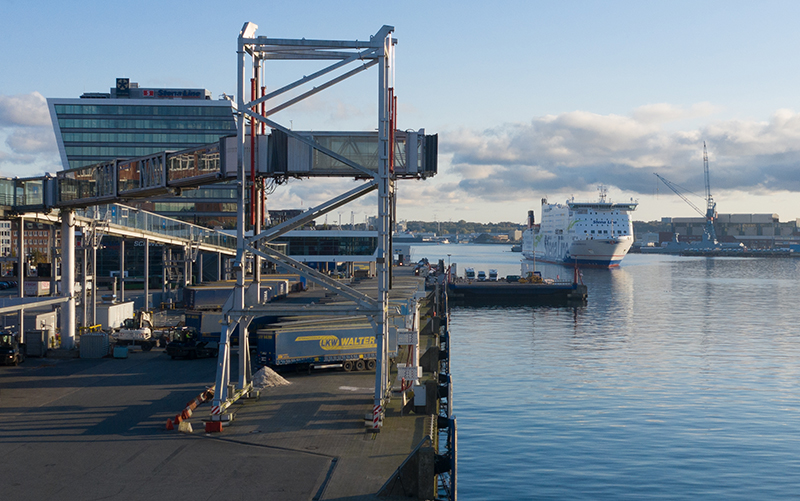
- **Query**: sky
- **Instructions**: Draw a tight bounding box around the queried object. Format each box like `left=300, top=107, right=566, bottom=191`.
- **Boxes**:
left=3, top=0, right=800, bottom=224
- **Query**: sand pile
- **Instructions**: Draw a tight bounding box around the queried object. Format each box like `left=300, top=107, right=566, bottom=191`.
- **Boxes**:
left=252, top=366, right=291, bottom=389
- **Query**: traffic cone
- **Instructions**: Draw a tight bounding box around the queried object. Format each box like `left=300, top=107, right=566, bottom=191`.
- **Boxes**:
left=166, top=419, right=174, bottom=431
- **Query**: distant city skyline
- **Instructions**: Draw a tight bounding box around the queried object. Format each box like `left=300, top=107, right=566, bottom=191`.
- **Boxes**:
left=3, top=1, right=800, bottom=224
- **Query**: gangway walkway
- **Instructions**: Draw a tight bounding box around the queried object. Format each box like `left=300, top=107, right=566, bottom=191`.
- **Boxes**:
left=1, top=202, right=237, bottom=341
left=19, top=204, right=237, bottom=256
left=74, top=204, right=236, bottom=256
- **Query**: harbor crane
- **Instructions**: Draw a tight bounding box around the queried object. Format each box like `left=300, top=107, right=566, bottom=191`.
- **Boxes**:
left=655, top=142, right=718, bottom=246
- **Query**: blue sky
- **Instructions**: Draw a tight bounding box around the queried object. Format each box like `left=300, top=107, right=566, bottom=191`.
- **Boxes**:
left=3, top=0, right=800, bottom=224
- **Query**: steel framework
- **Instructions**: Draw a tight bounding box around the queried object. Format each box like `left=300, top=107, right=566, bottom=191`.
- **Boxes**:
left=210, top=23, right=399, bottom=429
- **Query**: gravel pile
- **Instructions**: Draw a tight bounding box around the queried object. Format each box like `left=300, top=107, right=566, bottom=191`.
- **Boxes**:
left=252, top=366, right=291, bottom=389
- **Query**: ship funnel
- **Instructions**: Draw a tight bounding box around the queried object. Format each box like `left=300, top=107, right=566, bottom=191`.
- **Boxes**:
left=527, top=210, right=535, bottom=229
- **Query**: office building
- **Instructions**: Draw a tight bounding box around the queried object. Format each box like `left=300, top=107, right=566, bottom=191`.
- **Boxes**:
left=47, top=78, right=239, bottom=227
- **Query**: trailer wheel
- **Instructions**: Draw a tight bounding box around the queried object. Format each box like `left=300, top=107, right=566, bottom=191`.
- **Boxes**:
left=355, top=359, right=365, bottom=371
left=343, top=360, right=354, bottom=372
left=366, top=359, right=376, bottom=371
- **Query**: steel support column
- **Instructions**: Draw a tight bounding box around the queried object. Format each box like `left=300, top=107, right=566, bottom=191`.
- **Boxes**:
left=81, top=246, right=87, bottom=326
left=16, top=216, right=24, bottom=333
left=234, top=25, right=250, bottom=394
left=92, top=237, right=97, bottom=325
left=16, top=216, right=24, bottom=300
left=373, top=31, right=393, bottom=429
left=211, top=24, right=254, bottom=419
left=144, top=238, right=150, bottom=310
left=61, top=210, right=76, bottom=349
left=119, top=239, right=125, bottom=302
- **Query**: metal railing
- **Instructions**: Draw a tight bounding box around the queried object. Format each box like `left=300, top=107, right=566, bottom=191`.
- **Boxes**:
left=75, top=204, right=236, bottom=252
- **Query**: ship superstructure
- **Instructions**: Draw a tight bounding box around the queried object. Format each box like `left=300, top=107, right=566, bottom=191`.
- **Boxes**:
left=522, top=187, right=637, bottom=267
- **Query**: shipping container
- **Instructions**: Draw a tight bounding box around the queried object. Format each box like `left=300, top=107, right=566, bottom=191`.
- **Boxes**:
left=24, top=280, right=50, bottom=297
left=184, top=287, right=233, bottom=310
left=96, top=302, right=135, bottom=330
left=184, top=277, right=295, bottom=310
left=184, top=310, right=262, bottom=344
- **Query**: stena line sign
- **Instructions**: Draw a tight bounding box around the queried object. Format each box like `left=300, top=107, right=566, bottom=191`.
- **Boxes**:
left=140, top=88, right=205, bottom=99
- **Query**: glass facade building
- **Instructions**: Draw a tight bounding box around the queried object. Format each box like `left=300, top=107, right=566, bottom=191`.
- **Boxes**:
left=47, top=79, right=239, bottom=227
left=276, top=231, right=378, bottom=258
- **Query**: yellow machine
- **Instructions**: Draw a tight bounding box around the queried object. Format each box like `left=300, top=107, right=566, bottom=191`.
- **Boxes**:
left=519, top=271, right=544, bottom=284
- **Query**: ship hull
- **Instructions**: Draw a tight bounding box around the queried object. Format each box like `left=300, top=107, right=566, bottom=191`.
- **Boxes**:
left=521, top=194, right=637, bottom=268
left=522, top=233, right=632, bottom=267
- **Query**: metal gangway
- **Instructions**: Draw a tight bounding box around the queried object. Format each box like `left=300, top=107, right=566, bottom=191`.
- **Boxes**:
left=0, top=200, right=238, bottom=336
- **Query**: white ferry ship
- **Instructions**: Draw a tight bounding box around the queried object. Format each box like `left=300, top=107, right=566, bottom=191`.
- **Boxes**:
left=522, top=187, right=638, bottom=267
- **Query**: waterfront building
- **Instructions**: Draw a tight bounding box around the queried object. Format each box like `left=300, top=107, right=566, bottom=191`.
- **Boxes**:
left=6, top=221, right=60, bottom=274
left=665, top=214, right=800, bottom=248
left=47, top=78, right=239, bottom=228
left=0, top=221, right=10, bottom=257
left=277, top=229, right=378, bottom=263
left=0, top=220, right=11, bottom=275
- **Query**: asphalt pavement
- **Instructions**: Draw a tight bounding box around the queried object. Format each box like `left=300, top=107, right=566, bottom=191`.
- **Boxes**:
left=0, top=348, right=428, bottom=500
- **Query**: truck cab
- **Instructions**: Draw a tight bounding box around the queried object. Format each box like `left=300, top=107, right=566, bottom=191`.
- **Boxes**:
left=0, top=332, right=25, bottom=366
left=489, top=269, right=498, bottom=281
left=477, top=271, right=487, bottom=281
left=464, top=268, right=476, bottom=280
left=166, top=328, right=218, bottom=359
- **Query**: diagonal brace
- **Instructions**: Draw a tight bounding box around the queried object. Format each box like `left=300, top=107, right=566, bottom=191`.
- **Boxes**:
left=250, top=179, right=377, bottom=245
left=247, top=244, right=380, bottom=310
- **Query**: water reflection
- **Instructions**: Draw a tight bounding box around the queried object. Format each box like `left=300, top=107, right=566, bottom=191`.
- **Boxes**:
left=436, top=245, right=800, bottom=500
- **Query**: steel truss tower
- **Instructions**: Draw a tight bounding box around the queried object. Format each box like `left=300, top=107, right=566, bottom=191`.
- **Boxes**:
left=210, top=23, right=398, bottom=430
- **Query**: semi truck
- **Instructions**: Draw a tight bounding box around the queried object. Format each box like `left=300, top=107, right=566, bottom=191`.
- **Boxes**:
left=256, top=319, right=398, bottom=372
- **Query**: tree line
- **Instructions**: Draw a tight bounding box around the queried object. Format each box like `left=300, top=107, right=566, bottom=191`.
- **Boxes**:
left=404, top=220, right=672, bottom=236
left=405, top=220, right=524, bottom=235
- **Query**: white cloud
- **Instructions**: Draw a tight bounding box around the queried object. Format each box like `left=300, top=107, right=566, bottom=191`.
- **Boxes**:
left=6, top=127, right=57, bottom=155
left=0, top=92, right=50, bottom=127
left=434, top=105, right=800, bottom=206
left=632, top=102, right=720, bottom=125
left=0, top=93, right=60, bottom=177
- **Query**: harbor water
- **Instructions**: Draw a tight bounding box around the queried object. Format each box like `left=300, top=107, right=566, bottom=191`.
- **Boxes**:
left=417, top=244, right=800, bottom=500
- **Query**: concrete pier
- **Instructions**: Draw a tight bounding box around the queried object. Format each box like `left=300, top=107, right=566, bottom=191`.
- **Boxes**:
left=0, top=350, right=437, bottom=500
left=0, top=268, right=451, bottom=500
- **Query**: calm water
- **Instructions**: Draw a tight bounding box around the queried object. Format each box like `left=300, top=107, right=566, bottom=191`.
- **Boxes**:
left=414, top=244, right=800, bottom=500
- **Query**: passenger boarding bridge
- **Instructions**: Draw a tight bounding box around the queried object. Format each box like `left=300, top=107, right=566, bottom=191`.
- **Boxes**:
left=0, top=128, right=435, bottom=213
